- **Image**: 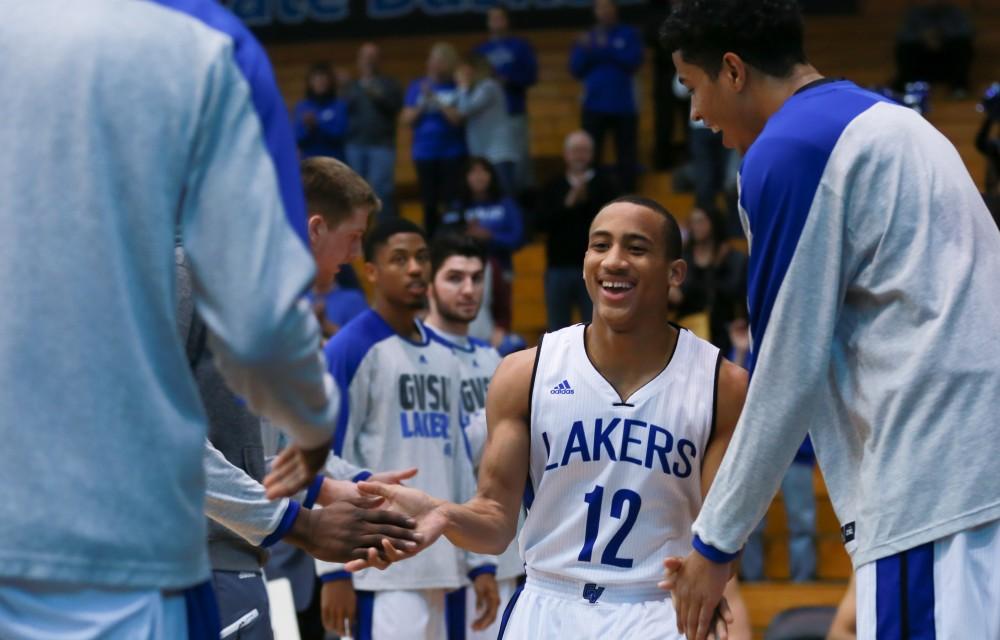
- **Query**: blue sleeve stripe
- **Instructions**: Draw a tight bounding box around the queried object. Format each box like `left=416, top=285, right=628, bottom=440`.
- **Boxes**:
left=149, top=0, right=308, bottom=247
left=319, top=570, right=353, bottom=583
left=467, top=565, right=497, bottom=580
left=352, top=470, right=372, bottom=482
left=261, top=500, right=301, bottom=548
left=303, top=476, right=324, bottom=509
left=740, top=82, right=885, bottom=374
left=692, top=534, right=741, bottom=564
left=324, top=310, right=395, bottom=456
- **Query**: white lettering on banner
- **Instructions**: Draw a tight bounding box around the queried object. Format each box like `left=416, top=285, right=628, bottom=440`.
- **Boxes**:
left=225, top=0, right=639, bottom=24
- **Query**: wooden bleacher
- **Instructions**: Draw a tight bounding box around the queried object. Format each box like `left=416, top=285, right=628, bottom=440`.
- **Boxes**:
left=264, top=3, right=999, bottom=635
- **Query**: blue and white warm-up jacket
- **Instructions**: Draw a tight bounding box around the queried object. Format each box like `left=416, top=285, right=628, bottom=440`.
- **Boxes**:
left=693, top=80, right=1000, bottom=568
left=0, top=0, right=333, bottom=590
left=315, top=310, right=495, bottom=590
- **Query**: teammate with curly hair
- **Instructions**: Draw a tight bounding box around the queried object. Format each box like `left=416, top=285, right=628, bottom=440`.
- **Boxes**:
left=657, top=2, right=1000, bottom=639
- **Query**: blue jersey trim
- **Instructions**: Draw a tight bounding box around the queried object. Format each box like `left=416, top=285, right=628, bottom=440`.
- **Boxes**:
left=261, top=500, right=301, bottom=548
left=740, top=80, right=888, bottom=374
left=150, top=0, right=308, bottom=246
left=429, top=330, right=499, bottom=360
left=320, top=569, right=353, bottom=583
left=497, top=583, right=524, bottom=639
left=323, top=309, right=397, bottom=456
left=303, top=476, right=324, bottom=509
left=467, top=565, right=497, bottom=581
left=352, top=470, right=373, bottom=482
left=692, top=534, right=741, bottom=564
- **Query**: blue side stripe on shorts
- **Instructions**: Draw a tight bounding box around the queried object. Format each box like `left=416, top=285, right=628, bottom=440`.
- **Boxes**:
left=184, top=581, right=221, bottom=640
left=497, top=583, right=524, bottom=639
left=906, top=543, right=936, bottom=640
left=876, top=553, right=903, bottom=640
left=876, top=542, right=935, bottom=640
left=444, top=587, right=466, bottom=640
left=356, top=590, right=375, bottom=640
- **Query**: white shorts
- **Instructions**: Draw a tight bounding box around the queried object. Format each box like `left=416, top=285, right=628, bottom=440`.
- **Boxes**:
left=856, top=518, right=1000, bottom=639
left=463, top=576, right=522, bottom=640
left=356, top=588, right=452, bottom=640
left=498, top=571, right=680, bottom=640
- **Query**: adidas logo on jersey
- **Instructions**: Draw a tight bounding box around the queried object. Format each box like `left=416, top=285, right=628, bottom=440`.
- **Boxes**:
left=550, top=380, right=574, bottom=395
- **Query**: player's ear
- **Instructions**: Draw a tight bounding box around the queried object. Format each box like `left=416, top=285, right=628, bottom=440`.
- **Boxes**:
left=668, top=257, right=687, bottom=289
left=721, top=52, right=747, bottom=92
left=364, top=260, right=378, bottom=285
left=307, top=214, right=327, bottom=248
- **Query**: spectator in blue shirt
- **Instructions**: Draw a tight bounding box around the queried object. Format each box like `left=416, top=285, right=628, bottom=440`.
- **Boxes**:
left=442, top=156, right=524, bottom=275
left=475, top=7, right=539, bottom=192
left=441, top=157, right=524, bottom=347
left=402, top=42, right=467, bottom=236
left=293, top=63, right=349, bottom=160
left=569, top=0, right=643, bottom=192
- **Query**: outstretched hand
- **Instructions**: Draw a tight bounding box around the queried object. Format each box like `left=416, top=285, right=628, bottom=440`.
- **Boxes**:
left=343, top=481, right=449, bottom=572
left=369, top=467, right=418, bottom=485
left=659, top=553, right=735, bottom=640
left=315, top=468, right=417, bottom=507
left=264, top=439, right=330, bottom=500
left=286, top=494, right=421, bottom=564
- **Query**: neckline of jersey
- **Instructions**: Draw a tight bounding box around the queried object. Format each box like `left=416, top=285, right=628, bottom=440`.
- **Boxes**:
left=579, top=322, right=685, bottom=406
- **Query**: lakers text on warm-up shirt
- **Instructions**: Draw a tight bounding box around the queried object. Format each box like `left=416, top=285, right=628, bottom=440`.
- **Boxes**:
left=317, top=310, right=489, bottom=590
left=521, top=324, right=721, bottom=588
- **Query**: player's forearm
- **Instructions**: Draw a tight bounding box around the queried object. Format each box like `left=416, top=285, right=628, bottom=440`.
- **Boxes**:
left=441, top=496, right=516, bottom=555
left=204, top=440, right=288, bottom=545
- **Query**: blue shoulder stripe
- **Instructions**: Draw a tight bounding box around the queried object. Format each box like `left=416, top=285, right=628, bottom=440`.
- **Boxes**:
left=149, top=0, right=308, bottom=246
left=739, top=81, right=887, bottom=373
left=323, top=309, right=395, bottom=455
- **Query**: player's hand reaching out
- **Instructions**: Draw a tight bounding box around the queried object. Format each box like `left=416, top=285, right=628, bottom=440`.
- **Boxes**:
left=369, top=467, right=418, bottom=486
left=659, top=553, right=735, bottom=640
left=285, top=496, right=421, bottom=564
left=315, top=468, right=418, bottom=507
left=343, top=481, right=449, bottom=572
left=471, top=573, right=501, bottom=631
left=264, top=438, right=331, bottom=499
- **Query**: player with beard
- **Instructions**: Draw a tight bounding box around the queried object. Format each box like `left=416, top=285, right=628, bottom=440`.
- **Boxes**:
left=314, top=219, right=497, bottom=639
left=424, top=233, right=516, bottom=639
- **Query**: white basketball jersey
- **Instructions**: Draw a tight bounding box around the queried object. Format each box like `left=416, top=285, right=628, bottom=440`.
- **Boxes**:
left=520, top=324, right=720, bottom=587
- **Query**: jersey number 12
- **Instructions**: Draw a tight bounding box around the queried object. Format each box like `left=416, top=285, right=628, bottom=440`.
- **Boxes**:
left=578, top=484, right=642, bottom=568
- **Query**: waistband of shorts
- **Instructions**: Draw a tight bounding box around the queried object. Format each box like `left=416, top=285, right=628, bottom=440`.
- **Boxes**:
left=524, top=568, right=667, bottom=604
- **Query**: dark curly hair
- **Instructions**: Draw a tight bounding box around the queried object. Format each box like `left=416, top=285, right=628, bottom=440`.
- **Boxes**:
left=659, top=0, right=806, bottom=78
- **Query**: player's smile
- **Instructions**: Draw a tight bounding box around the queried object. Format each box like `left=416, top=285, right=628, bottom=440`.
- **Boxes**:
left=598, top=277, right=636, bottom=303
